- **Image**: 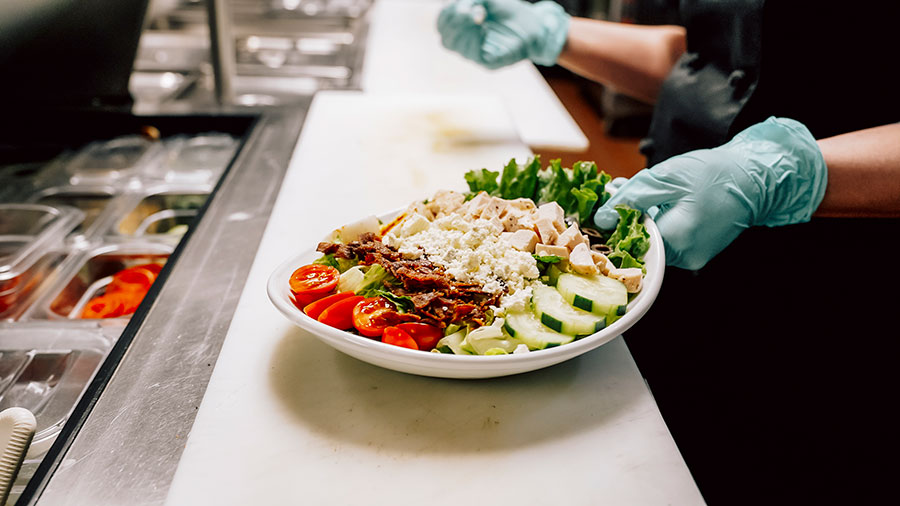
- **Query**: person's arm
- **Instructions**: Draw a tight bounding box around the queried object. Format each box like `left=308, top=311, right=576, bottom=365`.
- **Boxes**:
left=557, top=18, right=686, bottom=104
left=815, top=123, right=900, bottom=217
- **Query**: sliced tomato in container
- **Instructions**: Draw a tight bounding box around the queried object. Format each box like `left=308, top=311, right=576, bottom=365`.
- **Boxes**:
left=289, top=264, right=339, bottom=297
left=108, top=266, right=156, bottom=293
left=137, top=262, right=163, bottom=275
left=395, top=322, right=443, bottom=352
left=81, top=294, right=127, bottom=319
left=317, top=295, right=365, bottom=330
left=381, top=326, right=418, bottom=350
left=304, top=291, right=357, bottom=320
left=352, top=297, right=399, bottom=337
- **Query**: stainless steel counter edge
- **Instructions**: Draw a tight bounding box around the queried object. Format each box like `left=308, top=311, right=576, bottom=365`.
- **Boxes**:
left=30, top=104, right=311, bottom=505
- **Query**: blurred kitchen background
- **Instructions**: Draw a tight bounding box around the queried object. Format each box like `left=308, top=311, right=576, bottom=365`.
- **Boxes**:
left=131, top=0, right=680, bottom=166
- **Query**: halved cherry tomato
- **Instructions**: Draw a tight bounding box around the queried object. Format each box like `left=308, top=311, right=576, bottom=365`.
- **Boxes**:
left=381, top=326, right=418, bottom=350
left=317, top=295, right=365, bottom=330
left=292, top=289, right=334, bottom=309
left=81, top=293, right=126, bottom=319
left=289, top=264, right=339, bottom=297
left=352, top=297, right=397, bottom=337
left=304, top=291, right=357, bottom=320
left=395, top=323, right=442, bottom=351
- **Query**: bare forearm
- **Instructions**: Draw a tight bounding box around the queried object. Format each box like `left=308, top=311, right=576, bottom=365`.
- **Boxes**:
left=815, top=123, right=900, bottom=217
left=557, top=18, right=686, bottom=104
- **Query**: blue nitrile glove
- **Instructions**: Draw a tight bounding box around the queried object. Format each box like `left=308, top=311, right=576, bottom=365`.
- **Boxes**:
left=594, top=117, right=828, bottom=270
left=437, top=0, right=570, bottom=69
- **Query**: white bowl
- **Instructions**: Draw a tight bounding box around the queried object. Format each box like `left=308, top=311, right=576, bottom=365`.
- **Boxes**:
left=267, top=211, right=665, bottom=379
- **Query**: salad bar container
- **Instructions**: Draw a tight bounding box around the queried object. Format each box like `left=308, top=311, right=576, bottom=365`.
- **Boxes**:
left=0, top=114, right=258, bottom=502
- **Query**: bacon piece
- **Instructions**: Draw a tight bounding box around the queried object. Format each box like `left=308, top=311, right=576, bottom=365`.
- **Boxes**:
left=316, top=236, right=507, bottom=328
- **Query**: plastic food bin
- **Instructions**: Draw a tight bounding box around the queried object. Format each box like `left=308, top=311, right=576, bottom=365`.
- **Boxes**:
left=42, top=243, right=171, bottom=320
left=63, top=135, right=160, bottom=186
left=0, top=322, right=115, bottom=462
left=115, top=190, right=209, bottom=237
left=0, top=205, right=82, bottom=320
left=152, top=133, right=237, bottom=185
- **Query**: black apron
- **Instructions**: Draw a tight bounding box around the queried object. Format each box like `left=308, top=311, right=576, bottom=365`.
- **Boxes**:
left=641, top=0, right=900, bottom=166
left=622, top=2, right=900, bottom=504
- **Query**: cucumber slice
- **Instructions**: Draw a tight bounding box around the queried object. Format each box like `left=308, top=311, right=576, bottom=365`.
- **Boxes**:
left=556, top=273, right=628, bottom=316
left=547, top=264, right=565, bottom=286
left=504, top=310, right=574, bottom=350
left=531, top=285, right=606, bottom=336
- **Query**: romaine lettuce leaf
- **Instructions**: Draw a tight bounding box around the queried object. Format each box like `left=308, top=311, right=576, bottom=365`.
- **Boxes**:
left=464, top=168, right=500, bottom=195
left=605, top=205, right=650, bottom=270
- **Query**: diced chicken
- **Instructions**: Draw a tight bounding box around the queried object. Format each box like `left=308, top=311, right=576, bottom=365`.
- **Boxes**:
left=514, top=211, right=537, bottom=233
left=500, top=212, right=520, bottom=232
left=407, top=200, right=435, bottom=221
left=537, top=202, right=567, bottom=233
left=569, top=243, right=599, bottom=275
left=609, top=267, right=643, bottom=293
left=535, top=243, right=569, bottom=260
left=488, top=216, right=505, bottom=234
left=458, top=191, right=493, bottom=218
left=591, top=251, right=614, bottom=276
left=537, top=201, right=564, bottom=223
left=503, top=229, right=539, bottom=253
left=506, top=198, right=536, bottom=213
left=479, top=197, right=508, bottom=220
left=555, top=224, right=589, bottom=251
left=534, top=216, right=559, bottom=245
left=398, top=213, right=430, bottom=237
left=426, top=189, right=465, bottom=217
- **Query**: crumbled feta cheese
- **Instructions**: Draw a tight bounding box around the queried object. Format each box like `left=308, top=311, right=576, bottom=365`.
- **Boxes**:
left=383, top=213, right=540, bottom=309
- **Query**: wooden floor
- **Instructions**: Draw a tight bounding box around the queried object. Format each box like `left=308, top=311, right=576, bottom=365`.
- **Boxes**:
left=531, top=72, right=648, bottom=180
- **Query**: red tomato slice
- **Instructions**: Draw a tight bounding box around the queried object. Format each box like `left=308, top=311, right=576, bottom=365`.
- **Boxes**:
left=395, top=323, right=443, bottom=352
left=317, top=296, right=365, bottom=330
left=108, top=266, right=156, bottom=293
left=81, top=294, right=126, bottom=319
left=304, top=291, right=357, bottom=320
left=352, top=297, right=397, bottom=337
left=381, top=326, right=419, bottom=350
left=289, top=264, right=339, bottom=296
left=136, top=263, right=163, bottom=275
left=292, top=289, right=333, bottom=310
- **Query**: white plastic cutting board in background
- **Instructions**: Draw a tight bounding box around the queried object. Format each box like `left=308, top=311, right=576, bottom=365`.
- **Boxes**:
left=361, top=0, right=590, bottom=152
left=162, top=91, right=704, bottom=506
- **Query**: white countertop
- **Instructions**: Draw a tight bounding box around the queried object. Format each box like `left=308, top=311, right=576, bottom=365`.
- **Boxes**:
left=360, top=0, right=589, bottom=152
left=162, top=90, right=704, bottom=505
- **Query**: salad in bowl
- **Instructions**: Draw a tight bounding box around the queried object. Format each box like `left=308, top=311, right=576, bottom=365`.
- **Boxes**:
left=267, top=157, right=663, bottom=378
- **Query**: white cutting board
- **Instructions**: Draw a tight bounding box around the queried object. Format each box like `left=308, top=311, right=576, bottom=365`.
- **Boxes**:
left=163, top=91, right=704, bottom=506
left=361, top=0, right=590, bottom=153
left=275, top=90, right=533, bottom=217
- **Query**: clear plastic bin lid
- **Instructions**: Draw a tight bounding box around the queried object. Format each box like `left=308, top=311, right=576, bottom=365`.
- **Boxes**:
left=159, top=133, right=237, bottom=185
left=0, top=204, right=83, bottom=281
left=64, top=135, right=159, bottom=184
left=0, top=322, right=113, bottom=458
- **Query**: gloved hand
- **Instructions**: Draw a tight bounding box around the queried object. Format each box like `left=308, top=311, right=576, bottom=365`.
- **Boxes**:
left=437, top=0, right=570, bottom=69
left=594, top=117, right=828, bottom=270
